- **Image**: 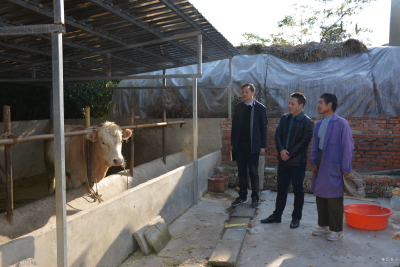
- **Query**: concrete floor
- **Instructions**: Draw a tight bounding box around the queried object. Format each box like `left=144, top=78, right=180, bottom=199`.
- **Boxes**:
left=120, top=189, right=400, bottom=267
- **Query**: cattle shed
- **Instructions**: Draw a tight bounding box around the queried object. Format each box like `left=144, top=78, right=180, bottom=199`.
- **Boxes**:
left=0, top=1, right=240, bottom=266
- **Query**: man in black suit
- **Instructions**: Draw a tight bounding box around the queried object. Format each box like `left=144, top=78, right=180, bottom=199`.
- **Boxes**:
left=230, top=83, right=268, bottom=208
left=261, top=92, right=314, bottom=228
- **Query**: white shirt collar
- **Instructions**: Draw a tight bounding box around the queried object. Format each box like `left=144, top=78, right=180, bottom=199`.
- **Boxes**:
left=244, top=99, right=254, bottom=106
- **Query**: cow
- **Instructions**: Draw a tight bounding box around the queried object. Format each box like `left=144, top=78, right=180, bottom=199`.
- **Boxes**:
left=44, top=121, right=132, bottom=194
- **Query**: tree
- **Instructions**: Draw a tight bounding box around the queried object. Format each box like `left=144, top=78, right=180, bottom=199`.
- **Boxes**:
left=240, top=32, right=271, bottom=46
left=316, top=0, right=374, bottom=44
left=240, top=0, right=375, bottom=46
left=65, top=80, right=120, bottom=119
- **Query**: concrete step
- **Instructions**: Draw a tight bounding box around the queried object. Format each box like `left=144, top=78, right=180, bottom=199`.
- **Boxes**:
left=208, top=217, right=250, bottom=267
left=231, top=204, right=257, bottom=219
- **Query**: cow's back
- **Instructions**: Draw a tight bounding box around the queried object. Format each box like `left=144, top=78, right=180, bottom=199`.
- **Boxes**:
left=44, top=125, right=87, bottom=173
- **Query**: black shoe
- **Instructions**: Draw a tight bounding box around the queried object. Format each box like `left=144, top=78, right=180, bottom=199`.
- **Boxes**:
left=290, top=219, right=300, bottom=229
left=231, top=197, right=248, bottom=206
left=252, top=199, right=259, bottom=208
left=261, top=214, right=281, bottom=224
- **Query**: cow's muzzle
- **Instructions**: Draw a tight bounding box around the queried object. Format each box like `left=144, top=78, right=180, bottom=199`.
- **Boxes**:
left=113, top=158, right=124, bottom=166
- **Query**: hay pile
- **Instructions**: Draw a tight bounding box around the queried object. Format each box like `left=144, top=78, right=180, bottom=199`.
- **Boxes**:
left=237, top=39, right=369, bottom=63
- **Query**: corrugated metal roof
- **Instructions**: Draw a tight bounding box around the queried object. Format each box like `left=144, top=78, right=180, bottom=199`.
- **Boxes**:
left=0, top=0, right=241, bottom=81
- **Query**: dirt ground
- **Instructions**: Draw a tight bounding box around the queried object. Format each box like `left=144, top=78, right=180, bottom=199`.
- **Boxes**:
left=119, top=189, right=400, bottom=267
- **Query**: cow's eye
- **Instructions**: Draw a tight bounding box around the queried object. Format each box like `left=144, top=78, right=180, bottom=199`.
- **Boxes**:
left=102, top=142, right=106, bottom=145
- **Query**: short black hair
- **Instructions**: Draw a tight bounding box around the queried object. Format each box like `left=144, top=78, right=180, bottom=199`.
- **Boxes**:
left=242, top=83, right=256, bottom=93
left=290, top=92, right=306, bottom=106
left=320, top=93, right=338, bottom=111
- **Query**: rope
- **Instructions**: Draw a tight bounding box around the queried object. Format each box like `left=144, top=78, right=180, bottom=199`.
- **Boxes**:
left=82, top=133, right=103, bottom=203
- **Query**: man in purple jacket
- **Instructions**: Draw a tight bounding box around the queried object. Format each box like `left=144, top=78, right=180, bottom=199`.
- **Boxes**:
left=310, top=93, right=354, bottom=241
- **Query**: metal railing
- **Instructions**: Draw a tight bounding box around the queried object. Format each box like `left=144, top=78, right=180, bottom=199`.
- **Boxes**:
left=1, top=105, right=185, bottom=223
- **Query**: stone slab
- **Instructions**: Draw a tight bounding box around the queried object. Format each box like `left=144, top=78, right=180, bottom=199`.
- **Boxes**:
left=208, top=217, right=249, bottom=266
left=229, top=217, right=250, bottom=226
left=231, top=205, right=257, bottom=219
left=208, top=240, right=244, bottom=267
left=144, top=225, right=170, bottom=253
left=154, top=219, right=172, bottom=241
left=8, top=258, right=37, bottom=267
left=222, top=228, right=247, bottom=241
left=133, top=216, right=162, bottom=255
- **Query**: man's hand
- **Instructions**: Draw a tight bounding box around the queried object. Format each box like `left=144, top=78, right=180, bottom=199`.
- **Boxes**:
left=230, top=145, right=233, bottom=150
left=260, top=148, right=266, bottom=155
left=280, top=150, right=290, bottom=161
left=312, top=164, right=318, bottom=177
left=342, top=171, right=350, bottom=177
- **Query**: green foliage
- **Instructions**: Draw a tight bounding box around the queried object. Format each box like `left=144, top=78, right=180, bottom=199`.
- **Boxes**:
left=316, top=0, right=374, bottom=44
left=241, top=0, right=375, bottom=46
left=65, top=80, right=120, bottom=119
left=0, top=80, right=120, bottom=122
left=240, top=32, right=271, bottom=46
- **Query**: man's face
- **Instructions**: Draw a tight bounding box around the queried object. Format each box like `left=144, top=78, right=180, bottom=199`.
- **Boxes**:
left=242, top=86, right=255, bottom=102
left=317, top=98, right=331, bottom=114
left=288, top=97, right=303, bottom=115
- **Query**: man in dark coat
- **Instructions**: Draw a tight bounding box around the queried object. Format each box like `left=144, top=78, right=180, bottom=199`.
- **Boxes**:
left=261, top=92, right=314, bottom=229
left=230, top=83, right=268, bottom=208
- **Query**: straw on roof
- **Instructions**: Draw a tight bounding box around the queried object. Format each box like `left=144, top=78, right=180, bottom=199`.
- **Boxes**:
left=237, top=39, right=369, bottom=63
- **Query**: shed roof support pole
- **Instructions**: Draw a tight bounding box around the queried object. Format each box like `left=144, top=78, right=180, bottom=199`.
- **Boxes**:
left=52, top=0, right=67, bottom=266
left=192, top=77, right=198, bottom=204
left=197, top=34, right=202, bottom=75
left=3, top=106, right=13, bottom=223
left=228, top=57, right=232, bottom=118
left=193, top=34, right=201, bottom=204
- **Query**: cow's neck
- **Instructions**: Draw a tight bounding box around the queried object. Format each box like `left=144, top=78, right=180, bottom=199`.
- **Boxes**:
left=90, top=143, right=110, bottom=183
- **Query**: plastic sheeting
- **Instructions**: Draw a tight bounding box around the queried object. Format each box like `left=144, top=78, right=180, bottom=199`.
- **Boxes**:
left=108, top=46, right=400, bottom=119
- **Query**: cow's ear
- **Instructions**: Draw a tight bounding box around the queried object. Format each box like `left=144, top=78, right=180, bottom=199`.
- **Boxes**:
left=122, top=129, right=132, bottom=140
left=85, top=132, right=98, bottom=142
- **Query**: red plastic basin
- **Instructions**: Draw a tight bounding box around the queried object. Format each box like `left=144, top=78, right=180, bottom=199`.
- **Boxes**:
left=344, top=204, right=394, bottom=231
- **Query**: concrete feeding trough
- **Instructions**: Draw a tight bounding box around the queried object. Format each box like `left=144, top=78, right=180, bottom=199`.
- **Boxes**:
left=0, top=150, right=221, bottom=267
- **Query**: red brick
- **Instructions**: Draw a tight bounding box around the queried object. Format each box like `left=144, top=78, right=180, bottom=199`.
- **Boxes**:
left=371, top=166, right=385, bottom=170
left=376, top=178, right=391, bottom=182
left=372, top=142, right=385, bottom=146
left=378, top=163, right=393, bottom=167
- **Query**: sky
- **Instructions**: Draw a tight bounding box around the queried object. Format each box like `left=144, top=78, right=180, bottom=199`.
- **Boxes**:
left=189, top=0, right=391, bottom=47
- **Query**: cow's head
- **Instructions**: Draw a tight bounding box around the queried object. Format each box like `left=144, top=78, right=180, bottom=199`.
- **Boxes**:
left=85, top=122, right=132, bottom=167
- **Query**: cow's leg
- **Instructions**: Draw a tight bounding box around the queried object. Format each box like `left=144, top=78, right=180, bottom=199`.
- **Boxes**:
left=45, top=162, right=56, bottom=195
left=48, top=174, right=55, bottom=195
left=66, top=176, right=72, bottom=190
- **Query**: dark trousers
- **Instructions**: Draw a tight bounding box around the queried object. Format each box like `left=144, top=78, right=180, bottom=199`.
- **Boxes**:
left=273, top=162, right=306, bottom=220
left=316, top=149, right=344, bottom=232
left=316, top=196, right=344, bottom=232
left=236, top=142, right=259, bottom=200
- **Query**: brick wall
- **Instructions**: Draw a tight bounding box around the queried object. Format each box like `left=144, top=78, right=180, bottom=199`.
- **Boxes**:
left=215, top=166, right=399, bottom=198
left=221, top=116, right=400, bottom=172
left=219, top=117, right=400, bottom=197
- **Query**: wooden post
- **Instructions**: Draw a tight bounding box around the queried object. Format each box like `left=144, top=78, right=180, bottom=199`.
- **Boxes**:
left=85, top=106, right=91, bottom=187
left=3, top=105, right=13, bottom=223
left=130, top=108, right=134, bottom=176
left=162, top=109, right=167, bottom=165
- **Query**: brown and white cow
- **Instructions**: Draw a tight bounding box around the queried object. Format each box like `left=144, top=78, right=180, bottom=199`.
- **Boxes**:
left=44, top=121, right=132, bottom=194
